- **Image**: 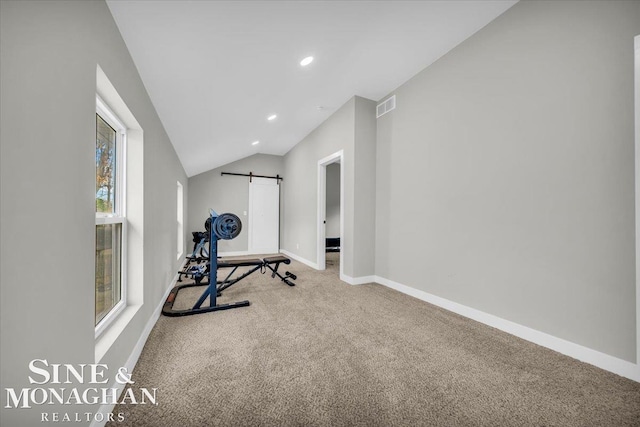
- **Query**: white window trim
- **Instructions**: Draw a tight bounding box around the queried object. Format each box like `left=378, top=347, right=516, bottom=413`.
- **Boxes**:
left=177, top=181, right=184, bottom=260
left=95, top=95, right=128, bottom=338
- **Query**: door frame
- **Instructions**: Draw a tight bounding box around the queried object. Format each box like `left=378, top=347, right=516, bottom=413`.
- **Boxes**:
left=317, top=150, right=344, bottom=278
left=634, top=35, right=639, bottom=366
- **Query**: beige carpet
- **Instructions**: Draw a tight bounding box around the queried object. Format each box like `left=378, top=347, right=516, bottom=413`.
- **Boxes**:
left=108, top=254, right=640, bottom=426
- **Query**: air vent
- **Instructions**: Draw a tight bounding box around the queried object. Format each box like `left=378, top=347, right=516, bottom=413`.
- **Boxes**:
left=376, top=95, right=396, bottom=118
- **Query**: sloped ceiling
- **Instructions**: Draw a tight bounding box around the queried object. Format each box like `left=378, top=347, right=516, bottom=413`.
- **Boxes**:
left=107, top=0, right=517, bottom=177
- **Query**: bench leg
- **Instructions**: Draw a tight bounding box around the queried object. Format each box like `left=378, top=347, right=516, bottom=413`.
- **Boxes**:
left=265, top=262, right=295, bottom=286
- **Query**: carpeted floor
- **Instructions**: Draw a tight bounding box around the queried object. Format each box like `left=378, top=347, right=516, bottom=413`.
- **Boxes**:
left=108, top=254, right=640, bottom=426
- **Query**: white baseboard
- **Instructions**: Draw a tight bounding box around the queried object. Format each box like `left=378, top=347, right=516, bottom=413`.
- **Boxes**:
left=279, top=250, right=375, bottom=286
left=280, top=249, right=319, bottom=269
left=90, top=263, right=184, bottom=427
left=342, top=274, right=376, bottom=285
left=374, top=275, right=640, bottom=383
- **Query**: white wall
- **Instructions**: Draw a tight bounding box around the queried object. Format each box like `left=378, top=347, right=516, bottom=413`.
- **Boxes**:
left=187, top=153, right=284, bottom=254
left=375, top=0, right=639, bottom=362
left=0, top=1, right=187, bottom=425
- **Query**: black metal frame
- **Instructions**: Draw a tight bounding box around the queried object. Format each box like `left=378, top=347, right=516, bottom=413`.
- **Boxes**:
left=220, top=171, right=282, bottom=183
left=263, top=256, right=295, bottom=286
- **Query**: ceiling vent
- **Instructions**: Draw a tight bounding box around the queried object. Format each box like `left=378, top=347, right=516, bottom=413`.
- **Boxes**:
left=376, top=95, right=396, bottom=118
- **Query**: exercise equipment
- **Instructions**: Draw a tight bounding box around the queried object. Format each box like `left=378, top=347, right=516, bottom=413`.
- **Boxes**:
left=285, top=271, right=297, bottom=281
left=263, top=256, right=296, bottom=286
left=163, top=210, right=297, bottom=317
left=183, top=231, right=208, bottom=267
left=211, top=212, right=242, bottom=240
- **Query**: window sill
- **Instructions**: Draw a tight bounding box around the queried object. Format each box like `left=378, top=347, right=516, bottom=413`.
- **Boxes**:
left=95, top=303, right=142, bottom=363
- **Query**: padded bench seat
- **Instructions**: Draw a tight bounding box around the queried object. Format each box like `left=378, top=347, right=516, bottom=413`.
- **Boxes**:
left=217, top=258, right=263, bottom=268
left=263, top=256, right=291, bottom=265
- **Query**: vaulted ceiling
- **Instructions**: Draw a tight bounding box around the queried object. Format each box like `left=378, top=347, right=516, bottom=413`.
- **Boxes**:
left=106, top=1, right=517, bottom=177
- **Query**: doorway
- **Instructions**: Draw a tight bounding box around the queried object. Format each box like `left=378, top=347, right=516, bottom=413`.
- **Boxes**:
left=317, top=150, right=344, bottom=278
left=324, top=163, right=341, bottom=274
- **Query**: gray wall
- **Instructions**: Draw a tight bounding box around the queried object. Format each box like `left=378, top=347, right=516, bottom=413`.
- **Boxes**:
left=282, top=96, right=376, bottom=279
left=283, top=97, right=356, bottom=275
left=353, top=97, right=377, bottom=277
left=0, top=1, right=188, bottom=425
left=188, top=153, right=284, bottom=254
left=375, top=0, right=639, bottom=362
left=325, top=163, right=341, bottom=238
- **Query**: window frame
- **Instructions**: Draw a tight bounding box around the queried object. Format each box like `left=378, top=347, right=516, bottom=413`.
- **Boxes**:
left=177, top=181, right=184, bottom=260
left=95, top=95, right=128, bottom=338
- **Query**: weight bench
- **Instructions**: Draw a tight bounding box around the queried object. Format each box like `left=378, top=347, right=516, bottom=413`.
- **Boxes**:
left=162, top=211, right=298, bottom=317
left=163, top=256, right=295, bottom=317
left=263, top=256, right=296, bottom=286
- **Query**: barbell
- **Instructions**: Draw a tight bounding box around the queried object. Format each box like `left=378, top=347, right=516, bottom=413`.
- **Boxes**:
left=205, top=212, right=242, bottom=240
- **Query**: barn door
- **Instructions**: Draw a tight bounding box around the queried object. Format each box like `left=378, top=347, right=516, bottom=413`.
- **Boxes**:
left=248, top=177, right=279, bottom=254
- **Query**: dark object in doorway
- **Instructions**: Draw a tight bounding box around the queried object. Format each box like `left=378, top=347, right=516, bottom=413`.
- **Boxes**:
left=326, top=237, right=340, bottom=252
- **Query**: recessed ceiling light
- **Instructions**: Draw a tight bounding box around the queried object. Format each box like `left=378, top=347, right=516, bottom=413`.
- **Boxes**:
left=267, top=114, right=277, bottom=121
left=252, top=140, right=260, bottom=146
left=300, top=56, right=314, bottom=67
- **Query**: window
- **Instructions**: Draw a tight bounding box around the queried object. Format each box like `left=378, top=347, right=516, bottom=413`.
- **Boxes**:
left=177, top=181, right=184, bottom=259
left=95, top=96, right=127, bottom=334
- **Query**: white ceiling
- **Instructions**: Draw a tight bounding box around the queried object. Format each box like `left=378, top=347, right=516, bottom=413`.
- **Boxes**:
left=106, top=1, right=517, bottom=177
